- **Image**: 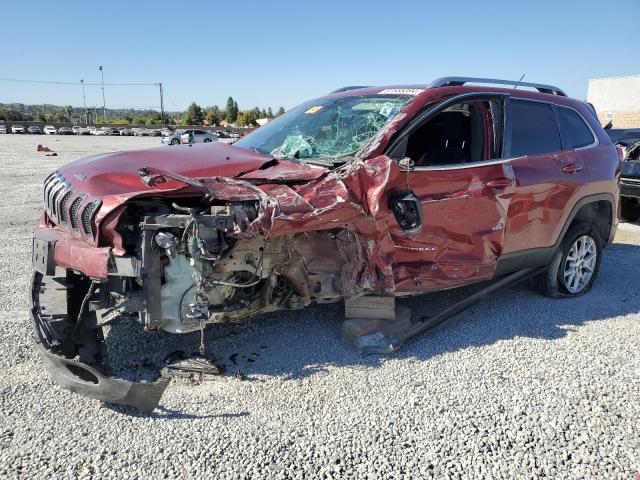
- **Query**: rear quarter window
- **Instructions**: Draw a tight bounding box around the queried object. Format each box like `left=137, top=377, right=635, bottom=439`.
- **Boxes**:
left=557, top=106, right=595, bottom=149
left=509, top=100, right=561, bottom=157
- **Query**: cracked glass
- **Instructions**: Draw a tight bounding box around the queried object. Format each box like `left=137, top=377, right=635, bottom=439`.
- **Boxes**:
left=234, top=95, right=412, bottom=161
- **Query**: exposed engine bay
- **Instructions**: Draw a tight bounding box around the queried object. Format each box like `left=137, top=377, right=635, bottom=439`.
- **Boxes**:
left=104, top=198, right=368, bottom=334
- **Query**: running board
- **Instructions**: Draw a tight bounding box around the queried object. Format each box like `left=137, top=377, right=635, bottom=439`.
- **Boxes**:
left=351, top=267, right=545, bottom=355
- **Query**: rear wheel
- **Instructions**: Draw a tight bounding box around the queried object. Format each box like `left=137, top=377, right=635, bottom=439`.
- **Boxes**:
left=203, top=138, right=212, bottom=143
left=170, top=138, right=179, bottom=145
left=533, top=223, right=602, bottom=298
left=620, top=197, right=640, bottom=223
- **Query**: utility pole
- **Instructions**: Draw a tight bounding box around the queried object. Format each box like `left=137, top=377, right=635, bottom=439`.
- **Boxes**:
left=158, top=83, right=165, bottom=125
left=99, top=66, right=106, bottom=122
left=80, top=79, right=87, bottom=124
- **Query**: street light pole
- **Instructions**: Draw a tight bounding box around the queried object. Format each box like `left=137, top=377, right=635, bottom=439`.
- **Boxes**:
left=99, top=66, right=106, bottom=122
left=158, top=83, right=165, bottom=125
left=80, top=79, right=87, bottom=124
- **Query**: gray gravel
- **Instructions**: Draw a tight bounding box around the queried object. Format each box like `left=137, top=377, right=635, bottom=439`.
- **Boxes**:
left=0, top=134, right=639, bottom=479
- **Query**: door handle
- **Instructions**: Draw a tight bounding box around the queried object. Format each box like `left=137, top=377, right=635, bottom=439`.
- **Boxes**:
left=562, top=164, right=583, bottom=174
left=486, top=177, right=513, bottom=189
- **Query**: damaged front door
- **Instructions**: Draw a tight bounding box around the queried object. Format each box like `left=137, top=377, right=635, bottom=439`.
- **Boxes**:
left=385, top=94, right=512, bottom=293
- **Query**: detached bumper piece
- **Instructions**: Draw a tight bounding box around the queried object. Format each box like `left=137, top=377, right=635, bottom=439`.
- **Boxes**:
left=30, top=271, right=169, bottom=412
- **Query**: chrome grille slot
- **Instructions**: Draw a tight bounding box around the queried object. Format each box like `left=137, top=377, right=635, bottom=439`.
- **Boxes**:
left=69, top=196, right=84, bottom=231
left=58, top=190, right=74, bottom=224
left=81, top=199, right=101, bottom=240
left=42, top=172, right=68, bottom=223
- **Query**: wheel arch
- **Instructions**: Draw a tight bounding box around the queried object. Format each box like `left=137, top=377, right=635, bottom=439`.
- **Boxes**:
left=555, top=193, right=615, bottom=249
left=496, top=193, right=616, bottom=276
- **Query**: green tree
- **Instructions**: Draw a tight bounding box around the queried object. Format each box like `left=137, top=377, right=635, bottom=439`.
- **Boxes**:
left=276, top=106, right=285, bottom=116
left=132, top=115, right=147, bottom=125
left=267, top=107, right=274, bottom=118
left=225, top=96, right=238, bottom=123
left=204, top=105, right=222, bottom=126
left=35, top=111, right=47, bottom=122
left=183, top=102, right=204, bottom=125
left=145, top=111, right=163, bottom=125
left=63, top=105, right=73, bottom=122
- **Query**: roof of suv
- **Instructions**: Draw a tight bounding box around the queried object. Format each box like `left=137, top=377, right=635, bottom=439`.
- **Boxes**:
left=327, top=77, right=584, bottom=106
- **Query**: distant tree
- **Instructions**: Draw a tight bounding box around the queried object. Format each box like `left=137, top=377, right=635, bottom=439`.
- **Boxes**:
left=225, top=97, right=238, bottom=123
left=145, top=111, right=162, bottom=125
left=204, top=105, right=222, bottom=126
left=267, top=107, right=274, bottom=118
left=55, top=112, right=67, bottom=122
left=63, top=105, right=73, bottom=122
left=183, top=102, right=204, bottom=125
left=35, top=111, right=47, bottom=122
left=132, top=115, right=147, bottom=125
left=276, top=106, right=285, bottom=116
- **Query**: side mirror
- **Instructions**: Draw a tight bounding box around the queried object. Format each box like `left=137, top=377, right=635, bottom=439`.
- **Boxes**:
left=398, top=157, right=415, bottom=171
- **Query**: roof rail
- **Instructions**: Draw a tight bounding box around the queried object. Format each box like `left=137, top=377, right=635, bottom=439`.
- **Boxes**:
left=428, top=77, right=567, bottom=96
left=330, top=86, right=371, bottom=94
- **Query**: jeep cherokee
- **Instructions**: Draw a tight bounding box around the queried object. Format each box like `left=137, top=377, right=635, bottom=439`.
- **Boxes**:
left=31, top=77, right=620, bottom=411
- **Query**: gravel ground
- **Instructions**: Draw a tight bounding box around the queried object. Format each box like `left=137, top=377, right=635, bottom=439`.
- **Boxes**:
left=0, top=134, right=639, bottom=479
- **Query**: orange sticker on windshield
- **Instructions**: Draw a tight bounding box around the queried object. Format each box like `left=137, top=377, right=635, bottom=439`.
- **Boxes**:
left=304, top=106, right=323, bottom=114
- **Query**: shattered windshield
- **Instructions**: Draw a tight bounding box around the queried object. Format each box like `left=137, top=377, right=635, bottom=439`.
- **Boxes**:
left=234, top=95, right=411, bottom=161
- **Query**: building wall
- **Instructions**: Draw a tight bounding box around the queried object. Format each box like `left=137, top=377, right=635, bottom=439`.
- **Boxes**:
left=587, top=75, right=640, bottom=128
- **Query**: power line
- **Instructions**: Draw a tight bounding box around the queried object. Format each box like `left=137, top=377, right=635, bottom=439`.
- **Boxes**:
left=0, top=77, right=158, bottom=86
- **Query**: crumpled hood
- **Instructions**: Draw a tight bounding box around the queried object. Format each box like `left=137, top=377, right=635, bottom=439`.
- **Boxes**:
left=58, top=142, right=327, bottom=198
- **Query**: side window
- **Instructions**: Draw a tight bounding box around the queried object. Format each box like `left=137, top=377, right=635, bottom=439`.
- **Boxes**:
left=404, top=100, right=496, bottom=166
left=556, top=106, right=595, bottom=149
left=509, top=100, right=561, bottom=157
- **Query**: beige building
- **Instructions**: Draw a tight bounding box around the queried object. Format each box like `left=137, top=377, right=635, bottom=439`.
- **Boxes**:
left=587, top=75, right=640, bottom=128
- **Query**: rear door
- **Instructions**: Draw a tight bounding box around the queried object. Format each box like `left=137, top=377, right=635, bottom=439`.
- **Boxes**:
left=501, top=99, right=590, bottom=254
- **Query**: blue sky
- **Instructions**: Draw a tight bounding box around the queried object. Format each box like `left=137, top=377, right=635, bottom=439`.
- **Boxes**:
left=1, top=0, right=638, bottom=111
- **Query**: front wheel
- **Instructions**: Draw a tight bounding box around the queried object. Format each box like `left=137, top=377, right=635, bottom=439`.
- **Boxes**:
left=533, top=223, right=602, bottom=298
left=203, top=138, right=212, bottom=143
left=170, top=138, right=179, bottom=145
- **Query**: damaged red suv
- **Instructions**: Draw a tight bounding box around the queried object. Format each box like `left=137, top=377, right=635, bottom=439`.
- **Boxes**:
left=31, top=77, right=620, bottom=411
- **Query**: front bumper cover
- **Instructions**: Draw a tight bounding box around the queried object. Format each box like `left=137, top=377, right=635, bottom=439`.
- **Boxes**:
left=30, top=269, right=169, bottom=412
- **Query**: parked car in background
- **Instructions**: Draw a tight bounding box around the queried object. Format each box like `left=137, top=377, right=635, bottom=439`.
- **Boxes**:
left=180, top=129, right=218, bottom=144
left=11, top=125, right=25, bottom=134
left=216, top=130, right=229, bottom=139
left=72, top=126, right=83, bottom=134
left=133, top=128, right=149, bottom=137
left=43, top=125, right=57, bottom=135
left=28, top=126, right=43, bottom=135
left=606, top=129, right=640, bottom=222
left=94, top=127, right=108, bottom=136
left=106, top=127, right=120, bottom=136
left=57, top=127, right=73, bottom=135
left=0, top=125, right=7, bottom=134
left=162, top=129, right=185, bottom=145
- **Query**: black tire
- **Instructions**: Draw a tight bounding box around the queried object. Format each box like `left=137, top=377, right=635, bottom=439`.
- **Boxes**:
left=203, top=138, right=212, bottom=143
left=533, top=223, right=602, bottom=298
left=170, top=138, right=179, bottom=145
left=620, top=197, right=640, bottom=223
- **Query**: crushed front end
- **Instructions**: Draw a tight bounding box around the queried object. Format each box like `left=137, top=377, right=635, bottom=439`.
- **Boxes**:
left=30, top=158, right=377, bottom=411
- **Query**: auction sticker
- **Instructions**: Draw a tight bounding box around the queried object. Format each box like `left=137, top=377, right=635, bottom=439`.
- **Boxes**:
left=304, top=106, right=323, bottom=114
left=378, top=88, right=424, bottom=96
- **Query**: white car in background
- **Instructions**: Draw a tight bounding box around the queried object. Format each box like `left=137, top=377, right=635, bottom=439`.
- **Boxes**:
left=72, top=126, right=82, bottom=134
left=43, top=125, right=57, bottom=135
left=179, top=129, right=218, bottom=144
left=11, top=125, right=25, bottom=134
left=94, top=127, right=109, bottom=136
